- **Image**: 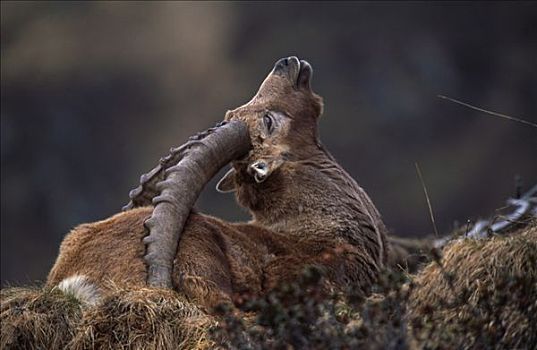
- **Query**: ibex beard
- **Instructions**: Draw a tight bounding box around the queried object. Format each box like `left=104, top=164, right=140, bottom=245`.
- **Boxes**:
left=47, top=56, right=389, bottom=312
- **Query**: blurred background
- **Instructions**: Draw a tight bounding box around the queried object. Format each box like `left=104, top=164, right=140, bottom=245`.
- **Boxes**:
left=2, top=1, right=536, bottom=286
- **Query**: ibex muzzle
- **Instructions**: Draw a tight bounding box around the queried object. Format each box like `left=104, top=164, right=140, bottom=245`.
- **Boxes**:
left=272, top=56, right=313, bottom=90
left=217, top=56, right=323, bottom=192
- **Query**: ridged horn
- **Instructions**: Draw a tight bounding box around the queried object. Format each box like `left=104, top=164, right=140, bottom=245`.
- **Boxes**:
left=124, top=120, right=251, bottom=288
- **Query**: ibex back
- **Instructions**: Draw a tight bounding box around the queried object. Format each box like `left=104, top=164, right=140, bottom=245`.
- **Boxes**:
left=47, top=57, right=388, bottom=311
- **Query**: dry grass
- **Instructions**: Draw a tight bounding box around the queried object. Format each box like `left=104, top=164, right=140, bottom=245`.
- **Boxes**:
left=70, top=285, right=217, bottom=350
left=1, top=284, right=217, bottom=350
left=0, top=286, right=82, bottom=349
left=69, top=285, right=216, bottom=350
left=2, top=222, right=535, bottom=349
left=407, top=221, right=537, bottom=349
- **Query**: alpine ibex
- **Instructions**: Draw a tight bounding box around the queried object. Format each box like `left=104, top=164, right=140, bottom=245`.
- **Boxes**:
left=47, top=57, right=388, bottom=311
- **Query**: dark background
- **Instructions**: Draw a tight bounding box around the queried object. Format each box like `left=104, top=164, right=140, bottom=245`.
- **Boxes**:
left=2, top=2, right=536, bottom=286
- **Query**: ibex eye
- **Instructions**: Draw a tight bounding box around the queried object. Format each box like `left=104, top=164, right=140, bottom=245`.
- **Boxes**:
left=263, top=113, right=274, bottom=133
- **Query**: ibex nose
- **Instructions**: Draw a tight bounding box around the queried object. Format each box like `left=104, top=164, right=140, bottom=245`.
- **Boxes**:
left=272, top=56, right=300, bottom=77
left=248, top=161, right=269, bottom=183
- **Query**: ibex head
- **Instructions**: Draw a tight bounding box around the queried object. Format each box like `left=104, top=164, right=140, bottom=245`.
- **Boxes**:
left=217, top=56, right=323, bottom=195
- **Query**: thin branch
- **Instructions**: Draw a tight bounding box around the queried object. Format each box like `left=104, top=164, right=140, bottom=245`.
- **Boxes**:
left=415, top=162, right=439, bottom=237
left=437, top=95, right=537, bottom=128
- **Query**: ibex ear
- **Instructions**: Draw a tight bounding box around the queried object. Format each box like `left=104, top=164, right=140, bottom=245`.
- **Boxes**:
left=216, top=168, right=236, bottom=193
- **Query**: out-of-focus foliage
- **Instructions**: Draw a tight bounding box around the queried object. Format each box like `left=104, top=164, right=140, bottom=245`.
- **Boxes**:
left=212, top=266, right=411, bottom=349
left=1, top=2, right=536, bottom=285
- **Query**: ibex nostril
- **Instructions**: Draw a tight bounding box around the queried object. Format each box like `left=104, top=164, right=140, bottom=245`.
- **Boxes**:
left=254, top=162, right=267, bottom=170
left=248, top=161, right=269, bottom=183
left=287, top=56, right=300, bottom=67
left=272, top=56, right=301, bottom=83
left=273, top=58, right=289, bottom=73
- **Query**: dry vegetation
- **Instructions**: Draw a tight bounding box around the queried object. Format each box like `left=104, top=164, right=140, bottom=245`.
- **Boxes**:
left=69, top=286, right=216, bottom=350
left=1, top=284, right=217, bottom=350
left=2, top=220, right=536, bottom=349
left=0, top=286, right=81, bottom=349
left=408, top=221, right=537, bottom=349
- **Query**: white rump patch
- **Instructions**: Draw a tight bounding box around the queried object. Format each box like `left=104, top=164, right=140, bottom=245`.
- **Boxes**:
left=57, top=274, right=101, bottom=306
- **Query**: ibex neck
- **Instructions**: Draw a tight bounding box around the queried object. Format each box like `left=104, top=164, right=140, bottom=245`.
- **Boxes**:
left=251, top=145, right=384, bottom=238
left=246, top=145, right=386, bottom=265
left=247, top=145, right=386, bottom=265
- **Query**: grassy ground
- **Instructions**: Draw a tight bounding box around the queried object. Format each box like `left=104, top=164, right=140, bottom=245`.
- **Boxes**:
left=1, top=220, right=535, bottom=349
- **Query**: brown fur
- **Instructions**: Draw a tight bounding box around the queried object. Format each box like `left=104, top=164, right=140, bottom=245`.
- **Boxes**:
left=387, top=235, right=434, bottom=273
left=47, top=57, right=388, bottom=311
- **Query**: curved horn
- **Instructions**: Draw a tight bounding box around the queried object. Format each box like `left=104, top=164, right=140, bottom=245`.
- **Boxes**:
left=123, top=121, right=233, bottom=210
left=125, top=120, right=251, bottom=288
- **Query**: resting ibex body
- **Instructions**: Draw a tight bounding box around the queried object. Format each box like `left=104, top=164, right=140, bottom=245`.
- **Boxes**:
left=47, top=57, right=388, bottom=311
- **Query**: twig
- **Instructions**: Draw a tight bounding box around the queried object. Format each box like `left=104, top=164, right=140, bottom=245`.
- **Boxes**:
left=464, top=219, right=472, bottom=236
left=437, top=95, right=537, bottom=128
left=415, top=162, right=439, bottom=237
